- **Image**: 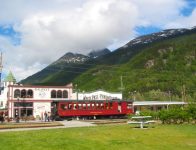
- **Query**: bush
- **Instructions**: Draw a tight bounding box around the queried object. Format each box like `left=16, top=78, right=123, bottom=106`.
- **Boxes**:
left=140, top=110, right=159, bottom=120
left=158, top=104, right=195, bottom=124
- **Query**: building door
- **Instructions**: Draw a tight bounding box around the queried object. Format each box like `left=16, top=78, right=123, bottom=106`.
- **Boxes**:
left=14, top=109, right=20, bottom=118
left=21, top=108, right=33, bottom=117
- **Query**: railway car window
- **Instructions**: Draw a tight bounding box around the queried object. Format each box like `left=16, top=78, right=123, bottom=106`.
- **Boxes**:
left=51, top=90, right=57, bottom=98
left=109, top=103, right=113, bottom=109
left=95, top=103, right=98, bottom=109
left=78, top=104, right=82, bottom=110
left=57, top=90, right=62, bottom=98
left=83, top=103, right=86, bottom=110
left=75, top=104, right=78, bottom=110
left=61, top=104, right=67, bottom=110
left=97, top=103, right=101, bottom=110
left=92, top=103, right=95, bottom=109
left=87, top=104, right=90, bottom=110
left=96, top=103, right=98, bottom=109
left=63, top=90, right=68, bottom=98
left=73, top=104, right=77, bottom=110
left=101, top=103, right=104, bottom=109
left=68, top=104, right=72, bottom=110
left=105, top=103, right=108, bottom=110
left=21, top=89, right=27, bottom=98
left=127, top=105, right=132, bottom=109
left=103, top=103, right=106, bottom=109
left=14, top=89, right=20, bottom=98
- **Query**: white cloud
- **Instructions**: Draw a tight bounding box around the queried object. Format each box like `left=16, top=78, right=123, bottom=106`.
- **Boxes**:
left=0, top=0, right=194, bottom=81
left=132, top=0, right=187, bottom=27
left=165, top=8, right=196, bottom=29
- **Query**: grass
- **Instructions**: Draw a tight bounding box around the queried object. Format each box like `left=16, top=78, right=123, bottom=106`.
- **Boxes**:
left=0, top=124, right=195, bottom=150
left=0, top=122, right=63, bottom=129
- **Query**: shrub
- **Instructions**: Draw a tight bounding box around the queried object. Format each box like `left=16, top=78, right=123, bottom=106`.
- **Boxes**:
left=158, top=104, right=195, bottom=124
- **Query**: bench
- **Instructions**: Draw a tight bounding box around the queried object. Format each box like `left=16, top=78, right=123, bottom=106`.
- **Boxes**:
left=127, top=116, right=156, bottom=128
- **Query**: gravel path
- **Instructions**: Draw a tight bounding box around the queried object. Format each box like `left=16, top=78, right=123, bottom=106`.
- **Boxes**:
left=0, top=120, right=95, bottom=132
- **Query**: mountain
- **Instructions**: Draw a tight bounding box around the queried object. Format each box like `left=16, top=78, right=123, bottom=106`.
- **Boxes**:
left=21, top=27, right=196, bottom=101
left=20, top=49, right=108, bottom=85
left=51, top=52, right=89, bottom=66
left=20, top=52, right=89, bottom=85
left=88, top=48, right=111, bottom=58
left=95, top=28, right=194, bottom=65
left=73, top=27, right=196, bottom=101
left=125, top=28, right=188, bottom=46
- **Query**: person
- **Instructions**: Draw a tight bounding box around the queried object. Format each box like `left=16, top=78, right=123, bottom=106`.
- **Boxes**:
left=44, top=111, right=48, bottom=122
left=47, top=112, right=51, bottom=122
left=0, top=112, right=4, bottom=123
left=41, top=112, right=43, bottom=121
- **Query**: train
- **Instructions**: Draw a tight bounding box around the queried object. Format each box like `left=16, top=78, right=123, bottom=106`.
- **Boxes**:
left=52, top=100, right=133, bottom=119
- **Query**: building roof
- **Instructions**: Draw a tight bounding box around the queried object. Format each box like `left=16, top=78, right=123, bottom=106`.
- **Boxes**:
left=4, top=71, right=16, bottom=82
left=8, top=84, right=73, bottom=88
left=81, top=89, right=122, bottom=94
left=133, top=101, right=187, bottom=106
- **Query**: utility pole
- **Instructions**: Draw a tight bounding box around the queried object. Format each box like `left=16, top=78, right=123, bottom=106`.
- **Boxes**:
left=0, top=52, right=3, bottom=95
left=75, top=84, right=78, bottom=101
left=119, top=76, right=125, bottom=100
left=168, top=90, right=171, bottom=102
left=182, top=84, right=186, bottom=102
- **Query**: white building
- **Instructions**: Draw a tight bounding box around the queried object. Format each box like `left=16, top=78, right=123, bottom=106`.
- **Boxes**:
left=77, top=90, right=122, bottom=100
left=0, top=71, right=73, bottom=119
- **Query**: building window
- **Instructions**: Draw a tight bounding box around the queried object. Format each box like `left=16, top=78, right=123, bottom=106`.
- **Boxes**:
left=51, top=90, right=56, bottom=98
left=21, top=89, right=27, bottom=98
left=14, top=89, right=20, bottom=98
left=57, top=90, right=62, bottom=98
left=27, top=90, right=33, bottom=98
left=14, top=102, right=33, bottom=107
left=63, top=90, right=68, bottom=98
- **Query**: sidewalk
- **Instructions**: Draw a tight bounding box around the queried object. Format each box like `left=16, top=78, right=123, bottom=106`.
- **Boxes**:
left=0, top=120, right=95, bottom=132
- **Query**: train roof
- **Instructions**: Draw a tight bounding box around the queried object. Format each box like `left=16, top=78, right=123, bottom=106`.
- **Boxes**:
left=53, top=99, right=133, bottom=103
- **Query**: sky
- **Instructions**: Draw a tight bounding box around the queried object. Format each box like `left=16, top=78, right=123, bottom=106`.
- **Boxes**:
left=0, top=0, right=195, bottom=81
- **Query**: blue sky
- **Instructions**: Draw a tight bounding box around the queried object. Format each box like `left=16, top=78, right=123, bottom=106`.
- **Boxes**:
left=0, top=0, right=195, bottom=80
left=136, top=0, right=196, bottom=36
left=181, top=0, right=196, bottom=16
left=0, top=25, right=21, bottom=45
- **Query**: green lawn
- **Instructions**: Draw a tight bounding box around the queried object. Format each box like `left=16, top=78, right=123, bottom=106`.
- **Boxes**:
left=0, top=124, right=195, bottom=150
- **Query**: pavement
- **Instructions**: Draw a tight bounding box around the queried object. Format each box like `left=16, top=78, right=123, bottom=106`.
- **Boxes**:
left=0, top=120, right=96, bottom=132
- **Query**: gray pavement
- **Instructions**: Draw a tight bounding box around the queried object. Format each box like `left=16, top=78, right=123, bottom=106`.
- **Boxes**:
left=0, top=120, right=96, bottom=132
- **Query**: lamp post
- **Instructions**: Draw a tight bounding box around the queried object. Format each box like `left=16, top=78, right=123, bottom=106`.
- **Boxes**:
left=23, top=97, right=27, bottom=122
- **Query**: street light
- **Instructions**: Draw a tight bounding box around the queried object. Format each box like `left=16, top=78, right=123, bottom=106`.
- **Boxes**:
left=16, top=97, right=20, bottom=123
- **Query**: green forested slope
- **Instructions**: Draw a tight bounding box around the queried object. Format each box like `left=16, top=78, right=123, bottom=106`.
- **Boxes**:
left=74, top=33, right=196, bottom=101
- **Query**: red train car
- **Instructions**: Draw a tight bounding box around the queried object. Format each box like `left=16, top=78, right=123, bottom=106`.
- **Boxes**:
left=55, top=100, right=133, bottom=118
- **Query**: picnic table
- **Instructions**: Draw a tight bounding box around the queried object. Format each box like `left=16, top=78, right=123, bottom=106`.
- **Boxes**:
left=127, top=116, right=156, bottom=128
